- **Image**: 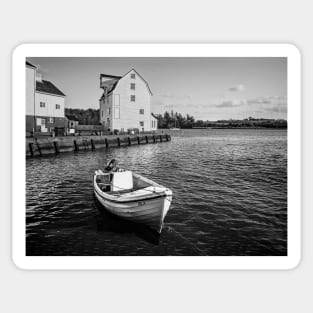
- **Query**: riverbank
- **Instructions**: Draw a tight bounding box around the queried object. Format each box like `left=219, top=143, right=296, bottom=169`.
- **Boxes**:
left=26, top=133, right=171, bottom=157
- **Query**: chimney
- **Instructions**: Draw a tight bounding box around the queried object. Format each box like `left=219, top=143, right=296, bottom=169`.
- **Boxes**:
left=36, top=72, right=43, bottom=82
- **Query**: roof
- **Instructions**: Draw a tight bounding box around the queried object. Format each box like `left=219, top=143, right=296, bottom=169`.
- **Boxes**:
left=100, top=69, right=152, bottom=96
left=65, top=114, right=79, bottom=121
left=100, top=74, right=122, bottom=79
left=100, top=78, right=120, bottom=97
left=36, top=80, right=66, bottom=97
left=26, top=61, right=36, bottom=68
left=151, top=113, right=158, bottom=119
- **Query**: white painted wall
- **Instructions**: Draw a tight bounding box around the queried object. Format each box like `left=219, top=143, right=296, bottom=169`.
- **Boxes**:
left=26, top=66, right=35, bottom=115
left=35, top=92, right=65, bottom=118
left=111, top=70, right=152, bottom=131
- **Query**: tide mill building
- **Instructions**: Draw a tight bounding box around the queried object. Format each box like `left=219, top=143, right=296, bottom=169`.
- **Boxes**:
left=99, top=69, right=158, bottom=132
left=26, top=61, right=66, bottom=133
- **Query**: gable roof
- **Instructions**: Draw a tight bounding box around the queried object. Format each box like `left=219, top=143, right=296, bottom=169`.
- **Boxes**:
left=26, top=61, right=37, bottom=68
left=123, top=69, right=153, bottom=95
left=100, top=74, right=122, bottom=80
left=36, top=80, right=66, bottom=97
left=100, top=69, right=152, bottom=96
left=100, top=77, right=120, bottom=97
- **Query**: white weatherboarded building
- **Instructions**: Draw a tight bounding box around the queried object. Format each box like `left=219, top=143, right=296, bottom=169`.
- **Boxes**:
left=99, top=69, right=157, bottom=132
left=26, top=61, right=66, bottom=133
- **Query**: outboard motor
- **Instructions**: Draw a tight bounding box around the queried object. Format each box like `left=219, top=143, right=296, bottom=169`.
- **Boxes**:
left=105, top=159, right=118, bottom=172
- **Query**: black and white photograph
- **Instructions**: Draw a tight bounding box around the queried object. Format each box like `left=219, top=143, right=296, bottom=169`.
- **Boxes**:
left=2, top=1, right=311, bottom=311
left=23, top=52, right=290, bottom=258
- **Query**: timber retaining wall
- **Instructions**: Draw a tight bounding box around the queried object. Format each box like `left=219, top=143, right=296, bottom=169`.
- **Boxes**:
left=26, top=134, right=171, bottom=157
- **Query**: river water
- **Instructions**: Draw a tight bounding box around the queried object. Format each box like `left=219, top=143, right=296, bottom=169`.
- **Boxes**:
left=26, top=129, right=287, bottom=256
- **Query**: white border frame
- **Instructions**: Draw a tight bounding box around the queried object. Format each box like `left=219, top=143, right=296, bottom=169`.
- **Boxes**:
left=12, top=44, right=301, bottom=270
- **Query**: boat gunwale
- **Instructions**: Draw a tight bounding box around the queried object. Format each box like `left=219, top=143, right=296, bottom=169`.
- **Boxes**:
left=93, top=172, right=170, bottom=204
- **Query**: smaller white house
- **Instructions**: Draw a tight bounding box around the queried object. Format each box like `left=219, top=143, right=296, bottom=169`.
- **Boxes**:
left=26, top=61, right=66, bottom=133
left=151, top=113, right=158, bottom=131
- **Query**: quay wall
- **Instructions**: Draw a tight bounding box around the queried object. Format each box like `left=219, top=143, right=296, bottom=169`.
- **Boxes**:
left=26, top=134, right=171, bottom=157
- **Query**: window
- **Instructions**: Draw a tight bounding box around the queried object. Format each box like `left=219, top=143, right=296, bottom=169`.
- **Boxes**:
left=109, top=108, right=111, bottom=115
left=41, top=119, right=46, bottom=125
left=40, top=102, right=45, bottom=108
left=131, top=73, right=136, bottom=79
left=131, top=95, right=136, bottom=102
left=102, top=111, right=103, bottom=117
left=56, top=104, right=61, bottom=109
left=130, top=83, right=135, bottom=90
left=114, top=107, right=120, bottom=119
left=140, top=121, right=144, bottom=127
left=139, top=109, right=144, bottom=114
left=48, top=117, right=54, bottom=123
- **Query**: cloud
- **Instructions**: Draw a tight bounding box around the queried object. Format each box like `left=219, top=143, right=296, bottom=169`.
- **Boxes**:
left=228, top=84, right=246, bottom=92
left=216, top=100, right=234, bottom=108
left=264, top=106, right=287, bottom=113
left=245, top=95, right=287, bottom=117
left=216, top=99, right=247, bottom=108
left=247, top=96, right=287, bottom=106
left=247, top=97, right=271, bottom=105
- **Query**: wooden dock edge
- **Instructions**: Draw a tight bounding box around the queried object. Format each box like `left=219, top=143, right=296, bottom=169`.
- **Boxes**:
left=26, top=134, right=171, bottom=157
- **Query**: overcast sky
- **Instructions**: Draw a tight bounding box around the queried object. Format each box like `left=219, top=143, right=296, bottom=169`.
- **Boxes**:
left=28, top=57, right=287, bottom=121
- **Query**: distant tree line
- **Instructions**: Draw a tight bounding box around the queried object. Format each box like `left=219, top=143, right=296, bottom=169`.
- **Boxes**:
left=65, top=108, right=100, bottom=125
left=155, top=111, right=287, bottom=129
left=155, top=111, right=195, bottom=129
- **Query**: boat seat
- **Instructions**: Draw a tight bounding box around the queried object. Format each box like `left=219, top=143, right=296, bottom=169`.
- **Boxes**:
left=111, top=171, right=133, bottom=192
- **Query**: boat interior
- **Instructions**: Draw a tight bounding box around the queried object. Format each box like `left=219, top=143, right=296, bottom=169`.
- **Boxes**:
left=96, top=170, right=153, bottom=194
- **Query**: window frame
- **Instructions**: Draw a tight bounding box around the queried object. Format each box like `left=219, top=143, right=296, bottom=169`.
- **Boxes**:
left=114, top=106, right=120, bottom=119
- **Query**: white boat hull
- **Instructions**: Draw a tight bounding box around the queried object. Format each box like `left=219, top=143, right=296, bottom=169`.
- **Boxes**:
left=93, top=172, right=172, bottom=233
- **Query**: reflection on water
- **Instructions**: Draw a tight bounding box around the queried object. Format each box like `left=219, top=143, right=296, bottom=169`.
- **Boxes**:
left=26, top=129, right=287, bottom=256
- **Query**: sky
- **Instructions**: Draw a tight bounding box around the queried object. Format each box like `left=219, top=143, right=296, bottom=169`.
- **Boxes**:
left=28, top=57, right=287, bottom=121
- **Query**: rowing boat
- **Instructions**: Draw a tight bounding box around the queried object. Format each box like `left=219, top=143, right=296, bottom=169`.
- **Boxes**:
left=93, top=161, right=172, bottom=233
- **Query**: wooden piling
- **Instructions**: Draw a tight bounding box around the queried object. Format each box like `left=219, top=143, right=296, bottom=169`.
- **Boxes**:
left=91, top=139, right=95, bottom=150
left=29, top=143, right=34, bottom=156
left=74, top=140, right=79, bottom=152
left=53, top=141, right=59, bottom=154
